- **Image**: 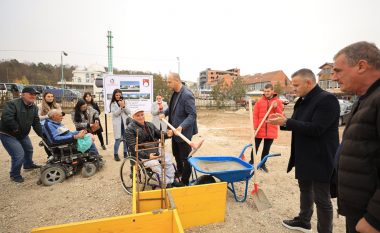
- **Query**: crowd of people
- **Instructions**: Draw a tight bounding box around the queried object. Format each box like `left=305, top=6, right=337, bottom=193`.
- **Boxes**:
left=0, top=41, right=379, bottom=233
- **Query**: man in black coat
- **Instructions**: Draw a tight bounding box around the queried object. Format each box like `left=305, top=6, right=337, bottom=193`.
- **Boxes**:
left=332, top=41, right=380, bottom=233
left=268, top=68, right=340, bottom=233
left=0, top=87, right=43, bottom=183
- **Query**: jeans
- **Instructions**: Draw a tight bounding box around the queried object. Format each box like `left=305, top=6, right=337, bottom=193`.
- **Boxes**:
left=298, top=180, right=333, bottom=233
left=114, top=125, right=127, bottom=156
left=0, top=133, right=35, bottom=179
left=172, top=140, right=192, bottom=185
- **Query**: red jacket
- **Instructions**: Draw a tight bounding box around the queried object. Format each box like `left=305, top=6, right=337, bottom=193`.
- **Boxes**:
left=253, top=94, right=283, bottom=139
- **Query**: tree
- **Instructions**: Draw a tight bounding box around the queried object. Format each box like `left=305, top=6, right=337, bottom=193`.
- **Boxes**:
left=229, top=76, right=246, bottom=102
left=153, top=73, right=171, bottom=102
left=211, top=81, right=228, bottom=108
left=274, top=82, right=283, bottom=95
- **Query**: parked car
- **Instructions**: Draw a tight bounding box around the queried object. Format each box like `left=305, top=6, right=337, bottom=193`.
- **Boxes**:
left=1, top=83, right=24, bottom=99
left=0, top=83, right=7, bottom=95
left=279, top=95, right=289, bottom=105
left=45, top=88, right=79, bottom=102
left=338, top=99, right=352, bottom=126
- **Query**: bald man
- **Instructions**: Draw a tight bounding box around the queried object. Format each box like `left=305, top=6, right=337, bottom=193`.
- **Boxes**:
left=161, top=72, right=197, bottom=186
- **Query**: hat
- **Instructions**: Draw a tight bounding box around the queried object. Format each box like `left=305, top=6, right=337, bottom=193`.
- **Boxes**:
left=131, top=108, right=144, bottom=117
left=22, top=86, right=40, bottom=94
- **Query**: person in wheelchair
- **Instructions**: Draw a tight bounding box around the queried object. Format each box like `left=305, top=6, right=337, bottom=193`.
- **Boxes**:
left=126, top=108, right=179, bottom=187
left=43, top=109, right=99, bottom=156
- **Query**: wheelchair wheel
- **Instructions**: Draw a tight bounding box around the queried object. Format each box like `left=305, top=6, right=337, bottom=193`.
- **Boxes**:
left=40, top=165, right=66, bottom=186
left=120, top=157, right=147, bottom=194
left=82, top=162, right=97, bottom=178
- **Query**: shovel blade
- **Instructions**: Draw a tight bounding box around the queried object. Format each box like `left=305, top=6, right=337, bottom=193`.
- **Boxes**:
left=252, top=189, right=271, bottom=211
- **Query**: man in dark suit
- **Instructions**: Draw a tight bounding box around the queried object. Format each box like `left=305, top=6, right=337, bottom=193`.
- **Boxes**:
left=268, top=68, right=340, bottom=233
left=161, top=72, right=197, bottom=186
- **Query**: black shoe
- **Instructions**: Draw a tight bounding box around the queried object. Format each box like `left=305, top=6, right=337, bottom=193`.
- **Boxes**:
left=248, top=160, right=253, bottom=165
left=11, top=176, right=24, bottom=183
left=24, top=164, right=42, bottom=170
left=282, top=217, right=312, bottom=233
left=172, top=180, right=185, bottom=187
left=123, top=152, right=128, bottom=158
left=101, top=145, right=107, bottom=150
left=114, top=155, right=120, bottom=161
left=260, top=164, right=269, bottom=173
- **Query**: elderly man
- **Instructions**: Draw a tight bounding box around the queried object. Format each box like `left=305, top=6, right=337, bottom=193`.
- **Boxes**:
left=126, top=108, right=178, bottom=187
left=268, top=69, right=340, bottom=233
left=160, top=72, right=197, bottom=186
left=0, top=86, right=43, bottom=183
left=43, top=109, right=99, bottom=155
left=332, top=41, right=380, bottom=233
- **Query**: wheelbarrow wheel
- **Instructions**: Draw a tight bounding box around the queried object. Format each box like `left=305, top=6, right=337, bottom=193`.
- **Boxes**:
left=120, top=157, right=147, bottom=194
left=193, top=175, right=216, bottom=185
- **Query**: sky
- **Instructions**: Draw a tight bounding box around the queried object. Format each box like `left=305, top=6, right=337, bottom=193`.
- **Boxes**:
left=1, top=0, right=380, bottom=83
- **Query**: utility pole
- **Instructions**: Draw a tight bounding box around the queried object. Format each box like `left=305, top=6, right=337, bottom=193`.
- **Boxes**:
left=176, top=57, right=180, bottom=75
left=107, top=31, right=113, bottom=74
left=61, top=51, right=68, bottom=102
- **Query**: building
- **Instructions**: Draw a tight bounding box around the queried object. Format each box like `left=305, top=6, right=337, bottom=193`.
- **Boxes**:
left=243, top=70, right=292, bottom=94
left=57, top=64, right=106, bottom=94
left=198, top=68, right=240, bottom=90
left=317, top=62, right=340, bottom=92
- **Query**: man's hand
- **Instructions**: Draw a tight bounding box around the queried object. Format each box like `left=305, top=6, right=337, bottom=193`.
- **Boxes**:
left=74, top=130, right=86, bottom=139
left=267, top=113, right=286, bottom=126
left=159, top=113, right=165, bottom=120
left=272, top=101, right=278, bottom=108
left=167, top=130, right=173, bottom=137
left=174, top=126, right=183, bottom=136
left=356, top=217, right=380, bottom=233
left=149, top=153, right=159, bottom=160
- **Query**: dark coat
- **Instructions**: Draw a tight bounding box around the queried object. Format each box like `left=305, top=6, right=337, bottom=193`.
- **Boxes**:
left=284, top=85, right=340, bottom=182
left=164, top=86, right=198, bottom=143
left=337, top=79, right=380, bottom=230
left=0, top=98, right=42, bottom=139
left=125, top=120, right=169, bottom=160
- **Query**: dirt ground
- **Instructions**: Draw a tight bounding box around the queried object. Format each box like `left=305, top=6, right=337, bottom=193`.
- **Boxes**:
left=0, top=106, right=346, bottom=233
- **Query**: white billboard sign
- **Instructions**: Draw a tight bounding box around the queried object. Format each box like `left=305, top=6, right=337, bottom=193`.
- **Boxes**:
left=103, top=75, right=153, bottom=113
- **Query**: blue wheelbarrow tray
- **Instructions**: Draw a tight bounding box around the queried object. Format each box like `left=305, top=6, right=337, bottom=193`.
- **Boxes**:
left=188, top=156, right=254, bottom=202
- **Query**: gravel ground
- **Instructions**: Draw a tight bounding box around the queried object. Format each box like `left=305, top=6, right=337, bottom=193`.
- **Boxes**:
left=0, top=107, right=346, bottom=233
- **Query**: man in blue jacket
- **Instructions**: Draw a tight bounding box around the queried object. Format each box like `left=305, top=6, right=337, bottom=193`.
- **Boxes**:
left=268, top=69, right=340, bottom=233
left=161, top=72, right=197, bottom=186
left=43, top=109, right=98, bottom=155
left=0, top=87, right=43, bottom=183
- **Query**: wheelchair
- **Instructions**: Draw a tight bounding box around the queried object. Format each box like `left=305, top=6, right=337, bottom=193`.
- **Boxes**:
left=38, top=138, right=104, bottom=186
left=119, top=137, right=180, bottom=195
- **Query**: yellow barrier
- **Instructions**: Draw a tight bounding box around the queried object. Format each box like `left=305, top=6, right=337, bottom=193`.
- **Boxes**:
left=32, top=167, right=227, bottom=232
left=31, top=209, right=184, bottom=233
left=135, top=183, right=227, bottom=229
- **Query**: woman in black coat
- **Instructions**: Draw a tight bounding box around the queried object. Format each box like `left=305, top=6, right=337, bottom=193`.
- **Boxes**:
left=83, top=92, right=106, bottom=150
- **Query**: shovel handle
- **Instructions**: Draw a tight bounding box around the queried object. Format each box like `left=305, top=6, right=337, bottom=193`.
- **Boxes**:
left=161, top=118, right=192, bottom=145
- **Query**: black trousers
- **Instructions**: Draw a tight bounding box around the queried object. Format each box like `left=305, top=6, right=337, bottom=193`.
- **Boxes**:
left=172, top=140, right=192, bottom=185
left=298, top=180, right=333, bottom=233
left=96, top=131, right=105, bottom=146
left=250, top=138, right=274, bottom=164
left=345, top=216, right=361, bottom=233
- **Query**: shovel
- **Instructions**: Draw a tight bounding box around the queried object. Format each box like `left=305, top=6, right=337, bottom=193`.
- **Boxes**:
left=161, top=118, right=204, bottom=156
left=249, top=99, right=274, bottom=211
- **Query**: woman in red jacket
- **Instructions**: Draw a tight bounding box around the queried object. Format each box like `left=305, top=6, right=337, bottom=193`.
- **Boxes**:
left=250, top=83, right=283, bottom=172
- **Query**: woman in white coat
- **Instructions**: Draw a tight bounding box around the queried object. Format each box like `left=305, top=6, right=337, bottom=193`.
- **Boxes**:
left=151, top=94, right=168, bottom=131
left=110, top=89, right=131, bottom=161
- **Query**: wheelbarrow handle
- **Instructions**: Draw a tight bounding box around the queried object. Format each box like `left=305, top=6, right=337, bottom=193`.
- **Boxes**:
left=238, top=143, right=253, bottom=159
left=256, top=153, right=281, bottom=169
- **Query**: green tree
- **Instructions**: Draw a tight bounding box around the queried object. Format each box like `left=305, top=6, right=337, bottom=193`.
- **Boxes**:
left=153, top=73, right=171, bottom=102
left=274, top=82, right=283, bottom=95
left=229, top=76, right=246, bottom=102
left=211, top=81, right=227, bottom=108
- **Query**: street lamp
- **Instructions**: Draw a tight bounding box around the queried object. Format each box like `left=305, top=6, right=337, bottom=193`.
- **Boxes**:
left=61, top=51, right=68, bottom=102
left=176, top=57, right=180, bottom=75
